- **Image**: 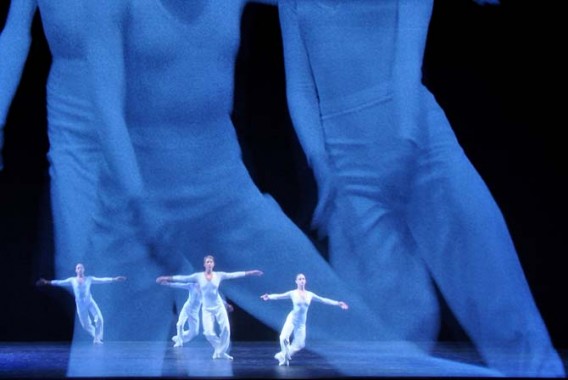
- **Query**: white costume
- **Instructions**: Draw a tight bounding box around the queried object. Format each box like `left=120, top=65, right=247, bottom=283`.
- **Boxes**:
left=266, top=290, right=341, bottom=364
left=172, top=271, right=245, bottom=358
left=162, top=282, right=202, bottom=347
left=50, top=276, right=115, bottom=342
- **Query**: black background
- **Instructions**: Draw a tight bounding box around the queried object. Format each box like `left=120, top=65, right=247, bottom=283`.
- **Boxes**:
left=0, top=0, right=566, bottom=350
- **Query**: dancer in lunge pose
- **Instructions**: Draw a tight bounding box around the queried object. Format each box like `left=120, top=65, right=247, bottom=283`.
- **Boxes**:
left=36, top=263, right=126, bottom=344
left=260, top=273, right=348, bottom=366
left=159, top=278, right=236, bottom=348
left=158, top=280, right=202, bottom=348
left=157, top=255, right=262, bottom=360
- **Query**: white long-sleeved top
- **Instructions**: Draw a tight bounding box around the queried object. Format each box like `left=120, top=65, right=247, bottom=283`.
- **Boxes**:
left=162, top=281, right=199, bottom=292
left=172, top=271, right=245, bottom=309
left=162, top=281, right=201, bottom=306
left=266, top=290, right=340, bottom=325
left=51, top=276, right=115, bottom=305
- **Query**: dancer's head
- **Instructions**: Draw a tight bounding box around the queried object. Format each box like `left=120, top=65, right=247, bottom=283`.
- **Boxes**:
left=75, top=263, right=85, bottom=276
left=203, top=255, right=215, bottom=272
left=295, top=273, right=306, bottom=289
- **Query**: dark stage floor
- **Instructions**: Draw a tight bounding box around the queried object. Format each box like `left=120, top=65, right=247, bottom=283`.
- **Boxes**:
left=0, top=340, right=566, bottom=379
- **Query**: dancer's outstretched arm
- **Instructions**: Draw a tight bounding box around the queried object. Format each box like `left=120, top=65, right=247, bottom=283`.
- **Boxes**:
left=156, top=274, right=199, bottom=284
left=159, top=281, right=196, bottom=291
left=223, top=270, right=263, bottom=280
left=91, top=276, right=126, bottom=284
left=311, top=292, right=349, bottom=309
left=36, top=277, right=73, bottom=287
left=260, top=291, right=292, bottom=301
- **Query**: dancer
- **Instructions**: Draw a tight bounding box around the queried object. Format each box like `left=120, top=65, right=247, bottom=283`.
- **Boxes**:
left=159, top=280, right=235, bottom=348
left=261, top=273, right=348, bottom=366
left=158, top=280, right=202, bottom=348
left=157, top=255, right=263, bottom=360
left=277, top=0, right=564, bottom=377
left=36, top=263, right=126, bottom=344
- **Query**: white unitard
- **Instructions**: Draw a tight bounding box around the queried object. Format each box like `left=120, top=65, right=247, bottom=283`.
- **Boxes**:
left=172, top=271, right=245, bottom=356
left=50, top=276, right=115, bottom=341
left=266, top=290, right=341, bottom=358
left=163, top=282, right=202, bottom=344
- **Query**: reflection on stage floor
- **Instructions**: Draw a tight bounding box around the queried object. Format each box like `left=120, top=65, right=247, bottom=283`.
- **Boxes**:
left=1, top=340, right=566, bottom=379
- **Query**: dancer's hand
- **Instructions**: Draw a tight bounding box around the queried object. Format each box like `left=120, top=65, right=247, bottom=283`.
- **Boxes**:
left=260, top=294, right=270, bottom=301
left=156, top=276, right=171, bottom=284
left=338, top=301, right=349, bottom=310
left=246, top=270, right=263, bottom=277
left=36, top=278, right=50, bottom=286
left=114, top=276, right=127, bottom=282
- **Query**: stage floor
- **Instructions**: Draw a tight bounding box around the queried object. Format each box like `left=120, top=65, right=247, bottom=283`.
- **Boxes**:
left=0, top=340, right=566, bottom=379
